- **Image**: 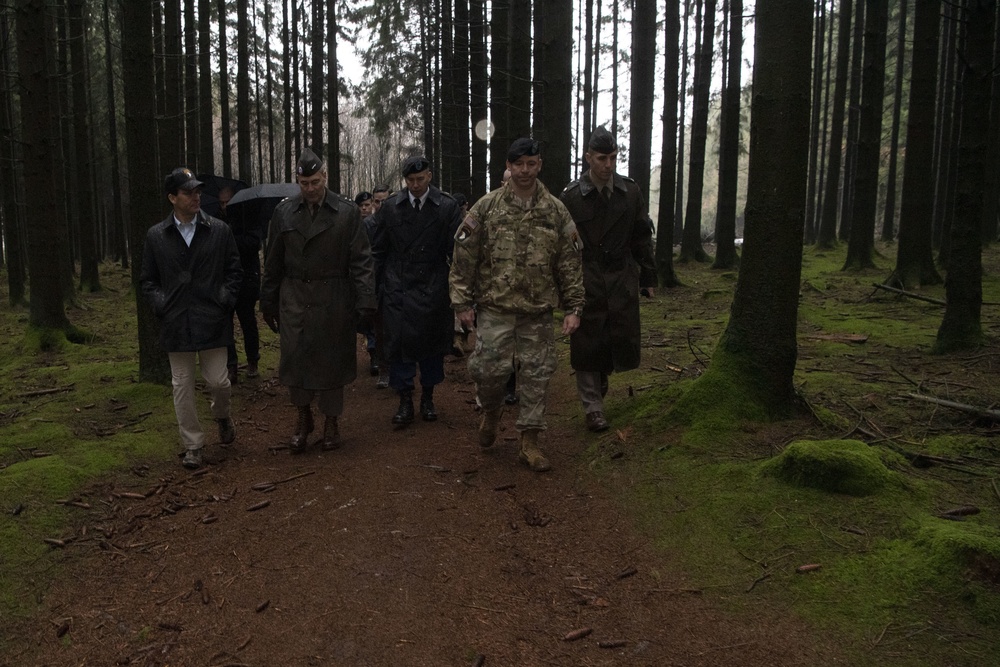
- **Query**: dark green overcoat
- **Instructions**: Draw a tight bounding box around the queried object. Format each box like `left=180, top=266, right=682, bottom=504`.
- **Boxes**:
left=560, top=172, right=657, bottom=373
left=260, top=191, right=376, bottom=390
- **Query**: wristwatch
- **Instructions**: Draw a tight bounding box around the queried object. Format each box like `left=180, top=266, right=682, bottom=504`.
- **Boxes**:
left=570, top=307, right=582, bottom=317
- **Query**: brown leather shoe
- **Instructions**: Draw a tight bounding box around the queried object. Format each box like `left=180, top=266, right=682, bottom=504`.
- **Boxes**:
left=585, top=411, right=610, bottom=433
left=319, top=416, right=340, bottom=451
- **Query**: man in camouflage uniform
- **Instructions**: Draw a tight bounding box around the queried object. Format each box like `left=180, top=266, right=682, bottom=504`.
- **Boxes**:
left=560, top=127, right=657, bottom=432
left=450, top=138, right=585, bottom=472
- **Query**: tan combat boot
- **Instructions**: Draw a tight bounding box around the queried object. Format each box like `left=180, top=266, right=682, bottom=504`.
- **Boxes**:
left=518, top=429, right=551, bottom=472
left=478, top=407, right=503, bottom=448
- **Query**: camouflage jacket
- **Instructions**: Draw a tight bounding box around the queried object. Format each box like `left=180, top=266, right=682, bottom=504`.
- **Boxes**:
left=450, top=181, right=584, bottom=316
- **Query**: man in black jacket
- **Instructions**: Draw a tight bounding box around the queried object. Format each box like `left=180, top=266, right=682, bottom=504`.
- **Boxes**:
left=140, top=167, right=243, bottom=469
left=371, top=156, right=462, bottom=425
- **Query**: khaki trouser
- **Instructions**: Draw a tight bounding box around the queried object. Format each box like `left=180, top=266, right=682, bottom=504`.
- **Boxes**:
left=168, top=347, right=231, bottom=450
left=468, top=309, right=557, bottom=431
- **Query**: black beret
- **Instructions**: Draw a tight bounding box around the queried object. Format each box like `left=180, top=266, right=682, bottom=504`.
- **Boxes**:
left=453, top=193, right=468, bottom=208
left=507, top=138, right=541, bottom=162
left=355, top=191, right=373, bottom=204
left=164, top=167, right=204, bottom=194
left=401, top=155, right=431, bottom=177
left=297, top=148, right=324, bottom=177
left=588, top=126, right=616, bottom=154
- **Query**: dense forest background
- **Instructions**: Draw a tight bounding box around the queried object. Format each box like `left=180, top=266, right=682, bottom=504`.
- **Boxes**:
left=0, top=0, right=996, bottom=409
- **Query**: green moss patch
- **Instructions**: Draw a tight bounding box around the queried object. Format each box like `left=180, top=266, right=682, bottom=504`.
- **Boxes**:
left=761, top=439, right=899, bottom=496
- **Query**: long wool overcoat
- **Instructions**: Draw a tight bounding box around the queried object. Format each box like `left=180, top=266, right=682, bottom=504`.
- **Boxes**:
left=260, top=191, right=375, bottom=390
left=371, top=186, right=462, bottom=363
left=560, top=172, right=657, bottom=373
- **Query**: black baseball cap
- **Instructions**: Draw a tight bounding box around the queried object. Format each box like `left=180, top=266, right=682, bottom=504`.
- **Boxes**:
left=164, top=167, right=204, bottom=195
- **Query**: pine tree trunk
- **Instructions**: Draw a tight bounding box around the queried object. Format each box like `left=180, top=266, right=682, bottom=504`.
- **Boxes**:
left=123, top=0, right=170, bottom=382
left=281, top=0, right=291, bottom=180
left=817, top=0, right=852, bottom=247
left=679, top=0, right=715, bottom=263
left=843, top=0, right=888, bottom=271
left=803, top=1, right=826, bottom=245
left=0, top=4, right=26, bottom=304
left=236, top=0, right=251, bottom=181
left=891, top=0, right=942, bottom=289
left=706, top=0, right=812, bottom=417
left=101, top=0, right=126, bottom=269
left=508, top=0, right=531, bottom=137
left=451, top=0, right=471, bottom=197
left=162, top=0, right=183, bottom=171
left=838, top=0, right=865, bottom=243
left=218, top=0, right=232, bottom=177
left=533, top=0, right=572, bottom=193
left=712, top=0, right=742, bottom=270
left=327, top=0, right=339, bottom=190
left=674, top=0, right=690, bottom=241
left=470, top=0, right=488, bottom=199
left=198, top=0, right=213, bottom=174
left=489, top=0, right=510, bottom=188
left=937, top=0, right=994, bottom=352
left=881, top=0, right=908, bottom=242
left=629, top=0, right=656, bottom=200
left=69, top=0, right=99, bottom=292
left=17, top=0, right=71, bottom=334
left=184, top=0, right=198, bottom=168
left=980, top=5, right=1000, bottom=244
left=656, top=0, right=681, bottom=288
left=310, top=0, right=323, bottom=157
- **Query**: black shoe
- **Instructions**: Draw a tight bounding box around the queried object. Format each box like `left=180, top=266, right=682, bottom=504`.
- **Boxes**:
left=392, top=391, right=414, bottom=425
left=368, top=352, right=379, bottom=376
left=420, top=395, right=437, bottom=422
left=217, top=418, right=236, bottom=444
left=504, top=391, right=519, bottom=405
left=290, top=406, right=314, bottom=453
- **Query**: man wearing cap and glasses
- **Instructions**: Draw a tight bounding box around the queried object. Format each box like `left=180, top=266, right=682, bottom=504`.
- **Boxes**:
left=260, top=148, right=376, bottom=453
left=140, top=167, right=243, bottom=469
left=450, top=138, right=585, bottom=472
left=560, top=127, right=657, bottom=434
left=371, top=155, right=463, bottom=426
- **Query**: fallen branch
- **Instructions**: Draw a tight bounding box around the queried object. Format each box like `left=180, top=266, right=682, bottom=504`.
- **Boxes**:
left=904, top=393, right=1000, bottom=422
left=872, top=283, right=946, bottom=306
left=18, top=384, right=75, bottom=398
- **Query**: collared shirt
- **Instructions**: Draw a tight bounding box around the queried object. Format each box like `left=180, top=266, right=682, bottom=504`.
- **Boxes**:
left=174, top=214, right=197, bottom=247
left=409, top=191, right=428, bottom=210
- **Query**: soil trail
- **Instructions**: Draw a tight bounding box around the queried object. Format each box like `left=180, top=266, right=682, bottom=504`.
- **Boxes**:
left=5, top=343, right=841, bottom=666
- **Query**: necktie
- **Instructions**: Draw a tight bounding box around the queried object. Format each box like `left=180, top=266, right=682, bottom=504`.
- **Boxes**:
left=414, top=198, right=421, bottom=211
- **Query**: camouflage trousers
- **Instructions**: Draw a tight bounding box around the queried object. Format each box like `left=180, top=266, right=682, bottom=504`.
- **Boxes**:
left=468, top=308, right=558, bottom=431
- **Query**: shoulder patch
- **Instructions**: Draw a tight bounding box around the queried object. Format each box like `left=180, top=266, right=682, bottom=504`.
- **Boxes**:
left=454, top=213, right=480, bottom=242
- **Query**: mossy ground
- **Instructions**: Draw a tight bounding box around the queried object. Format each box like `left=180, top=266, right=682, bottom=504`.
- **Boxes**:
left=2, top=246, right=1000, bottom=665
left=593, top=241, right=1000, bottom=666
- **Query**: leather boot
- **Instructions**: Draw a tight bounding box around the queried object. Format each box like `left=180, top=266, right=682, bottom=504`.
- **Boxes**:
left=419, top=386, right=437, bottom=421
left=319, top=416, right=340, bottom=451
left=392, top=390, right=414, bottom=425
left=289, top=405, right=314, bottom=453
left=518, top=429, right=551, bottom=472
left=478, top=407, right=503, bottom=448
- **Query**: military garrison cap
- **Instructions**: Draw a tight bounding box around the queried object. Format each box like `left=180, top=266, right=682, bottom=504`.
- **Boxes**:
left=297, top=148, right=324, bottom=177
left=588, top=126, right=616, bottom=154
left=164, top=167, right=204, bottom=195
left=355, top=191, right=373, bottom=205
left=507, top=138, right=541, bottom=162
left=401, top=155, right=431, bottom=177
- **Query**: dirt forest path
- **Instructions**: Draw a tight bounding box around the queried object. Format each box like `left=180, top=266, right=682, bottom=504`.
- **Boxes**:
left=5, top=340, right=843, bottom=667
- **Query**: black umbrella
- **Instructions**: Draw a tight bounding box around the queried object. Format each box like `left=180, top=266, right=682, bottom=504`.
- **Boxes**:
left=196, top=174, right=249, bottom=217
left=226, top=182, right=301, bottom=242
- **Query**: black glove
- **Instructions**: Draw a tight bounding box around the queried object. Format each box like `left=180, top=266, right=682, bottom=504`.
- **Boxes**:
left=263, top=312, right=279, bottom=333
left=357, top=309, right=376, bottom=331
